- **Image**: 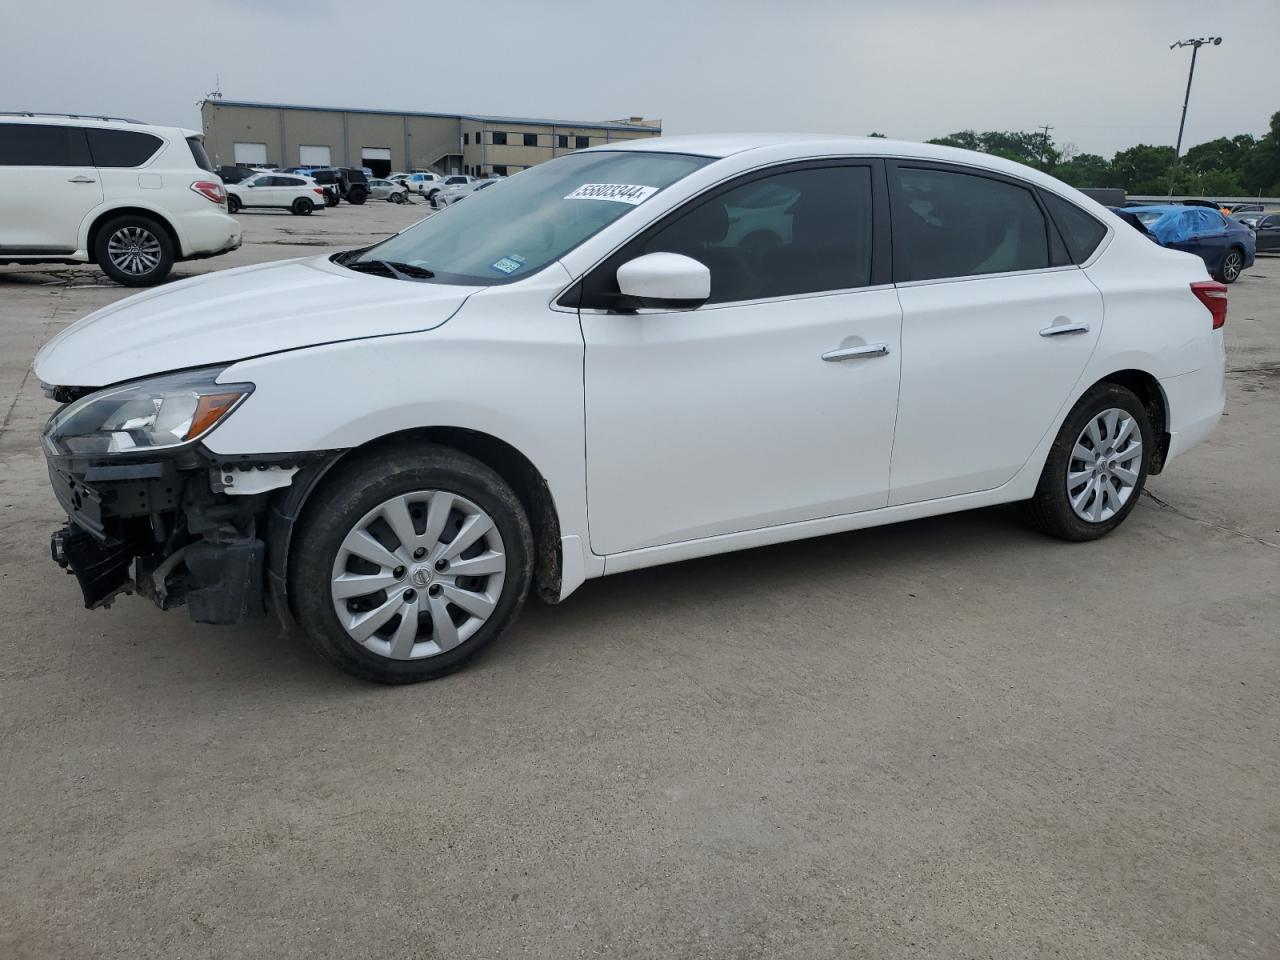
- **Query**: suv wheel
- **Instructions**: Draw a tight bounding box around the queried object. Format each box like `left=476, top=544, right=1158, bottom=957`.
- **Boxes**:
left=94, top=215, right=174, bottom=286
left=227, top=195, right=242, bottom=214
left=291, top=197, right=314, bottom=215
left=289, top=445, right=534, bottom=683
left=346, top=187, right=368, bottom=206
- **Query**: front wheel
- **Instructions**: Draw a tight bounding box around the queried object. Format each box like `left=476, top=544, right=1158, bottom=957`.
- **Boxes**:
left=227, top=195, right=242, bottom=214
left=291, top=197, right=314, bottom=215
left=1216, top=247, right=1244, bottom=284
left=94, top=215, right=174, bottom=286
left=288, top=446, right=534, bottom=683
left=1023, top=383, right=1152, bottom=541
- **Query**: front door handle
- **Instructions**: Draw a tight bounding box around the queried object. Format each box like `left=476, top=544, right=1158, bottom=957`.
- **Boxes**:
left=67, top=176, right=97, bottom=184
left=1039, top=322, right=1090, bottom=337
left=822, top=343, right=890, bottom=362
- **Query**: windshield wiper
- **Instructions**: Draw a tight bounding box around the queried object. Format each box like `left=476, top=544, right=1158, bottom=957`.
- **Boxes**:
left=344, top=259, right=435, bottom=281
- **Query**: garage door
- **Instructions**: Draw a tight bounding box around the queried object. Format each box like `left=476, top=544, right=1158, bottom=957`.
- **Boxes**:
left=361, top=147, right=392, bottom=177
left=299, top=145, right=331, bottom=167
left=233, top=142, right=268, bottom=165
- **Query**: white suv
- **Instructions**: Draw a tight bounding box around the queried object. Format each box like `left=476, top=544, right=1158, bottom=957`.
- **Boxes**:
left=0, top=114, right=241, bottom=286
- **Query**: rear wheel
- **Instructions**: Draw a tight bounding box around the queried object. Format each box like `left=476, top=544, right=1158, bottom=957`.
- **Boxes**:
left=227, top=195, right=242, bottom=214
left=1023, top=383, right=1152, bottom=541
left=289, top=446, right=534, bottom=683
left=1216, top=247, right=1244, bottom=284
left=93, top=215, right=174, bottom=286
left=291, top=197, right=314, bottom=215
left=347, top=187, right=368, bottom=206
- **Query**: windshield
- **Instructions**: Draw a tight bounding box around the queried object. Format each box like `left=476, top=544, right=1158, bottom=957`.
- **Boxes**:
left=346, top=150, right=711, bottom=284
left=1133, top=211, right=1165, bottom=225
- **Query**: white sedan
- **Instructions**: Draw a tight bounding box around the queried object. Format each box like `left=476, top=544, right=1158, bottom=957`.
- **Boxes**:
left=34, top=135, right=1226, bottom=684
left=431, top=176, right=502, bottom=208
left=226, top=173, right=327, bottom=215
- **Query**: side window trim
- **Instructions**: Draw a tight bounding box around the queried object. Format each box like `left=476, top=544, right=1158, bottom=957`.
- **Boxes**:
left=574, top=157, right=892, bottom=311
left=886, top=159, right=1063, bottom=284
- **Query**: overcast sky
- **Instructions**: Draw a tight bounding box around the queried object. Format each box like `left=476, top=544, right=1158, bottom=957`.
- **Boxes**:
left=3, top=0, right=1275, bottom=157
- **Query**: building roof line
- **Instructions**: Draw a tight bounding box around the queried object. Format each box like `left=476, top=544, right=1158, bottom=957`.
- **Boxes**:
left=202, top=99, right=660, bottom=133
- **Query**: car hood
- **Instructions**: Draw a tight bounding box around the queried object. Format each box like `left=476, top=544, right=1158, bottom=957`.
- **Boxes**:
left=34, top=256, right=475, bottom=388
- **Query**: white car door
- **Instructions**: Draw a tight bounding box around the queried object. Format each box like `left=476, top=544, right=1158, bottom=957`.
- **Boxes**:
left=886, top=162, right=1104, bottom=505
left=579, top=161, right=902, bottom=556
left=0, top=122, right=101, bottom=252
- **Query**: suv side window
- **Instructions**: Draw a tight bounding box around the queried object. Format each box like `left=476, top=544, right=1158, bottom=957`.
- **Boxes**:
left=1041, top=191, right=1107, bottom=264
left=894, top=165, right=1050, bottom=281
left=0, top=123, right=92, bottom=166
left=629, top=165, right=875, bottom=304
left=86, top=128, right=163, bottom=167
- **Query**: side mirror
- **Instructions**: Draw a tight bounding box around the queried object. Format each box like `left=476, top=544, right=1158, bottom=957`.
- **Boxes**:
left=616, top=252, right=710, bottom=309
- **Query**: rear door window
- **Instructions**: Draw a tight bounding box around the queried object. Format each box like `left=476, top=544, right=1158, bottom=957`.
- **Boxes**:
left=86, top=128, right=163, bottom=167
left=1041, top=191, right=1108, bottom=264
left=893, top=165, right=1050, bottom=281
left=0, top=123, right=92, bottom=166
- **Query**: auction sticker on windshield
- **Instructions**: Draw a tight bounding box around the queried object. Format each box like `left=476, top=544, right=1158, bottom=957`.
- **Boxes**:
left=564, top=184, right=659, bottom=205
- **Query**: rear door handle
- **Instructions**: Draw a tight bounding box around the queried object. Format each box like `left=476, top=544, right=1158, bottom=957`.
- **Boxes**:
left=1039, top=322, right=1090, bottom=337
left=67, top=176, right=96, bottom=184
left=822, top=343, right=890, bottom=362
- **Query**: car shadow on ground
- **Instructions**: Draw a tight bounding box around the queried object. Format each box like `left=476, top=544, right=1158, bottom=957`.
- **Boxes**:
left=228, top=503, right=1043, bottom=691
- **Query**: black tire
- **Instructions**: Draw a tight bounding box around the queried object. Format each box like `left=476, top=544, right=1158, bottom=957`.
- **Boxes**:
left=227, top=195, right=242, bottom=214
left=1023, top=382, right=1153, bottom=541
left=1215, top=247, right=1244, bottom=284
left=93, top=214, right=175, bottom=286
left=391, top=192, right=406, bottom=204
left=347, top=188, right=368, bottom=206
left=291, top=197, right=314, bottom=216
left=288, top=445, right=535, bottom=684
left=325, top=191, right=338, bottom=207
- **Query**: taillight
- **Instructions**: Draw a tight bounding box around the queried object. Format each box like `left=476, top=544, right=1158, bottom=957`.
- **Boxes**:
left=314, top=188, right=325, bottom=196
left=190, top=180, right=226, bottom=205
left=1190, top=280, right=1228, bottom=330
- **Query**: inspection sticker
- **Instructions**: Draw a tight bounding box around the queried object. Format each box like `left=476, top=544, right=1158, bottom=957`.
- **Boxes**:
left=564, top=183, right=659, bottom=205
left=491, top=254, right=526, bottom=275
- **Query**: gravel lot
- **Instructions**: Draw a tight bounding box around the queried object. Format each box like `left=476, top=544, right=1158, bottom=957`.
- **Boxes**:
left=1, top=201, right=1277, bottom=960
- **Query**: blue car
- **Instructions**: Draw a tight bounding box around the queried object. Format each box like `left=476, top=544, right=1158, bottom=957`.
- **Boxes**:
left=1124, top=204, right=1255, bottom=283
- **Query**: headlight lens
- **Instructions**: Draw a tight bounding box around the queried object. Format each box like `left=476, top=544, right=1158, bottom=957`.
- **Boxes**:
left=43, top=368, right=253, bottom=456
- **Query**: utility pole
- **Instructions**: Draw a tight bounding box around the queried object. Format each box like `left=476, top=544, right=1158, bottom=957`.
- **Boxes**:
left=1168, top=37, right=1222, bottom=196
left=1037, top=124, right=1053, bottom=169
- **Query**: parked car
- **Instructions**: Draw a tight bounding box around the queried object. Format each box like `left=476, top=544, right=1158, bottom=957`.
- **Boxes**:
left=0, top=113, right=240, bottom=285
left=368, top=178, right=410, bottom=203
left=397, top=172, right=447, bottom=199
left=304, top=168, right=342, bottom=207
left=431, top=177, right=501, bottom=208
left=1125, top=204, right=1255, bottom=282
left=216, top=164, right=256, bottom=184
left=226, top=173, right=326, bottom=215
left=336, top=167, right=369, bottom=205
left=1244, top=211, right=1280, bottom=252
left=34, top=136, right=1227, bottom=684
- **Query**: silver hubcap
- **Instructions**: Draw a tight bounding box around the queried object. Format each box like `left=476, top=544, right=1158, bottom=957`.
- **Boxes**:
left=1067, top=408, right=1143, bottom=523
left=1223, top=252, right=1241, bottom=281
left=330, top=490, right=506, bottom=660
left=107, top=226, right=162, bottom=275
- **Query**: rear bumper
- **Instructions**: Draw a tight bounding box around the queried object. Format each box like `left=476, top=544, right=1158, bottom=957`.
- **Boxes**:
left=177, top=209, right=242, bottom=260
left=1161, top=339, right=1227, bottom=465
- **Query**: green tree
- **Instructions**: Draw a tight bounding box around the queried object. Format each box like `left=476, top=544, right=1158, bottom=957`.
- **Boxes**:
left=1241, top=111, right=1280, bottom=195
left=1052, top=153, right=1112, bottom=187
left=867, top=132, right=887, bottom=138
left=1109, top=144, right=1176, bottom=194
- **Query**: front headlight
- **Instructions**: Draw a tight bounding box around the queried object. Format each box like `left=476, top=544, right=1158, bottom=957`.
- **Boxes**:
left=43, top=368, right=253, bottom=456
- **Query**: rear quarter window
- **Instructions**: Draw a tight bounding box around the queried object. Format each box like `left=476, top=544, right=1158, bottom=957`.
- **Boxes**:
left=0, top=123, right=92, bottom=166
left=186, top=136, right=214, bottom=172
left=86, top=128, right=163, bottom=167
left=1041, top=191, right=1108, bottom=263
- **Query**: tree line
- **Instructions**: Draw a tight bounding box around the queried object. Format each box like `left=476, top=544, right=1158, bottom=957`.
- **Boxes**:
left=868, top=110, right=1280, bottom=196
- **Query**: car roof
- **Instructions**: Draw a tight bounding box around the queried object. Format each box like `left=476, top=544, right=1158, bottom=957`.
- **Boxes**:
left=1124, top=205, right=1191, bottom=215
left=0, top=113, right=200, bottom=138
left=580, top=134, right=1111, bottom=196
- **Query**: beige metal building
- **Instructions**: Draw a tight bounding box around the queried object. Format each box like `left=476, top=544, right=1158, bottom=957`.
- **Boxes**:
left=200, top=100, right=661, bottom=177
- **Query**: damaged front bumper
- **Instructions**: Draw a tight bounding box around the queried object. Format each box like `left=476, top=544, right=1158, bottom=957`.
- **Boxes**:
left=45, top=450, right=321, bottom=626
